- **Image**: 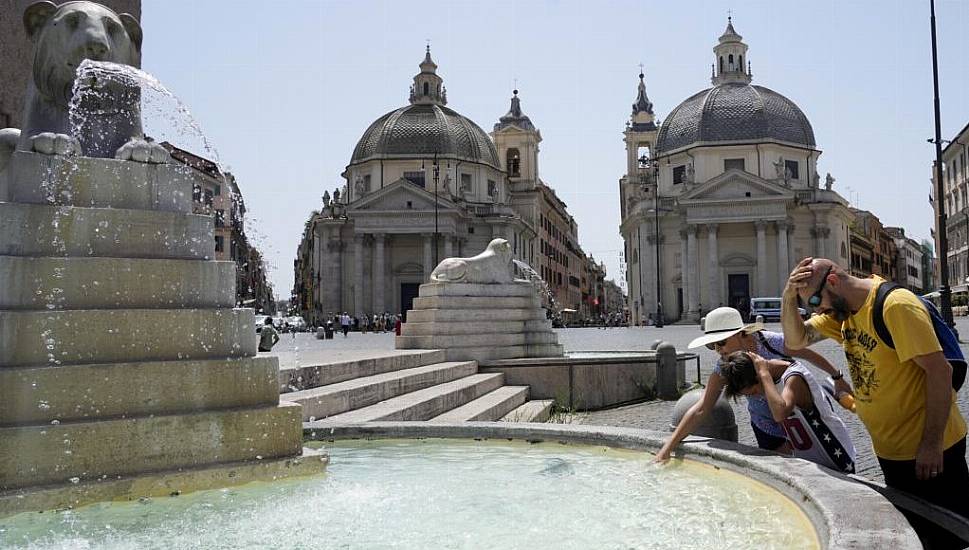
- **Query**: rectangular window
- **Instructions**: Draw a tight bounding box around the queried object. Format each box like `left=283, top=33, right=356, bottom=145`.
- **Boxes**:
left=785, top=160, right=800, bottom=180
left=214, top=184, right=221, bottom=196
left=724, top=158, right=746, bottom=172
left=215, top=209, right=225, bottom=227
left=460, top=173, right=471, bottom=191
left=193, top=184, right=202, bottom=202
left=403, top=171, right=426, bottom=188
left=204, top=189, right=214, bottom=207
left=672, top=165, right=686, bottom=184
left=363, top=175, right=371, bottom=190
left=215, top=235, right=224, bottom=253
left=488, top=180, right=497, bottom=199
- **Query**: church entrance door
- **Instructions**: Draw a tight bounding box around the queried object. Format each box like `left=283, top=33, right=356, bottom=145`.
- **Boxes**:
left=400, top=283, right=421, bottom=322
left=728, top=274, right=751, bottom=321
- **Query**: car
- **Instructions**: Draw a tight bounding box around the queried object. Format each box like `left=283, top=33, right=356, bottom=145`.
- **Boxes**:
left=749, top=297, right=807, bottom=322
left=286, top=316, right=308, bottom=332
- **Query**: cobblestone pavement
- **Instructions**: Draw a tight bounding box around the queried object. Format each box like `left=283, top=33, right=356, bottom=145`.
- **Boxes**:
left=269, top=319, right=969, bottom=482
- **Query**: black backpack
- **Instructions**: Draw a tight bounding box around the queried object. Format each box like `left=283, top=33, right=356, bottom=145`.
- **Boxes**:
left=872, top=283, right=966, bottom=391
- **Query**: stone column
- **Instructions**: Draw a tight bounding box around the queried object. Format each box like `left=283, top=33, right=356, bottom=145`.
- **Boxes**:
left=755, top=221, right=768, bottom=296
left=443, top=235, right=453, bottom=259
left=372, top=233, right=385, bottom=314
left=707, top=224, right=720, bottom=308
left=776, top=221, right=790, bottom=294
left=422, top=233, right=433, bottom=279
left=645, top=233, right=656, bottom=315
left=680, top=229, right=689, bottom=320
left=353, top=234, right=364, bottom=316
left=687, top=225, right=699, bottom=318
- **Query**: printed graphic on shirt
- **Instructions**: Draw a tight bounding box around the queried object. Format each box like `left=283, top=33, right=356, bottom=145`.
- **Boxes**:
left=842, top=347, right=877, bottom=402
left=781, top=403, right=854, bottom=473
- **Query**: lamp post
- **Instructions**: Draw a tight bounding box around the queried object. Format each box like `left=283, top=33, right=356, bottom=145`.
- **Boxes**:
left=433, top=153, right=440, bottom=267
left=639, top=154, right=664, bottom=328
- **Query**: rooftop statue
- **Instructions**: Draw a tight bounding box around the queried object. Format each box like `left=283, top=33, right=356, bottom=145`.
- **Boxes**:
left=429, top=238, right=515, bottom=284
left=0, top=1, right=168, bottom=172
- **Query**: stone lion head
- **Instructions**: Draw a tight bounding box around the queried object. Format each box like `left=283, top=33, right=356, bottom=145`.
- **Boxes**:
left=24, top=1, right=142, bottom=107
left=487, top=238, right=513, bottom=264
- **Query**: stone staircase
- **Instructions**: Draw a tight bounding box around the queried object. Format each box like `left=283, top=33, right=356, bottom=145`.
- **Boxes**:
left=283, top=350, right=553, bottom=425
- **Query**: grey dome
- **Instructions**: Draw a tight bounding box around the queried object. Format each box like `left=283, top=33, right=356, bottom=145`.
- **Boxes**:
left=654, top=83, right=816, bottom=155
left=351, top=103, right=500, bottom=168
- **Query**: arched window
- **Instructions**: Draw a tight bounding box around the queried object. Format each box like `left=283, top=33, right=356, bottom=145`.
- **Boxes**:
left=423, top=82, right=429, bottom=95
left=719, top=56, right=724, bottom=73
left=728, top=54, right=734, bottom=70
left=738, top=55, right=743, bottom=68
left=507, top=148, right=521, bottom=177
left=841, top=242, right=847, bottom=259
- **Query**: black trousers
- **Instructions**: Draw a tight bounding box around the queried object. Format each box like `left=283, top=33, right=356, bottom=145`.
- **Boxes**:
left=878, top=437, right=969, bottom=520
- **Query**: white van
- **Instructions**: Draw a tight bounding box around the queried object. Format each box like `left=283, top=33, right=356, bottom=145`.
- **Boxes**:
left=749, top=297, right=807, bottom=322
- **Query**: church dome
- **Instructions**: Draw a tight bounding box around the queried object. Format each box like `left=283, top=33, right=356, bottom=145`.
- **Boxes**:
left=350, top=103, right=500, bottom=168
left=654, top=83, right=816, bottom=155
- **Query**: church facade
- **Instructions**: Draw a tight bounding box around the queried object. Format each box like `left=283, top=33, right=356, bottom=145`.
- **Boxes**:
left=294, top=49, right=590, bottom=323
left=620, top=19, right=852, bottom=325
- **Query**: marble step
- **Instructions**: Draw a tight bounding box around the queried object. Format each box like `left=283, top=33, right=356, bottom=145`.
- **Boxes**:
left=308, top=373, right=504, bottom=424
left=0, top=402, right=304, bottom=491
left=405, top=308, right=546, bottom=323
left=438, top=343, right=566, bottom=362
left=0, top=256, right=235, bottom=310
left=417, top=281, right=538, bottom=298
left=0, top=202, right=214, bottom=260
left=289, top=361, right=478, bottom=421
left=412, top=296, right=540, bottom=310
left=279, top=349, right=446, bottom=393
left=0, top=357, right=279, bottom=426
left=398, top=331, right=559, bottom=350
left=400, top=319, right=552, bottom=336
left=2, top=151, right=195, bottom=213
left=0, top=308, right=256, bottom=367
left=501, top=399, right=555, bottom=423
left=430, top=385, right=529, bottom=422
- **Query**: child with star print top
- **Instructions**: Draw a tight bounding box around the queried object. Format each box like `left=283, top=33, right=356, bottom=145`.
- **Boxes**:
left=720, top=351, right=857, bottom=473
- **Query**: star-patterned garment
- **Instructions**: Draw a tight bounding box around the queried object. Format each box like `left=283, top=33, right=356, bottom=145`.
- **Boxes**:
left=776, top=362, right=857, bottom=473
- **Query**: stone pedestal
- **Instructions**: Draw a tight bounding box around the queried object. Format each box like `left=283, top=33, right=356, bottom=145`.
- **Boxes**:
left=396, top=281, right=565, bottom=362
left=0, top=152, right=325, bottom=516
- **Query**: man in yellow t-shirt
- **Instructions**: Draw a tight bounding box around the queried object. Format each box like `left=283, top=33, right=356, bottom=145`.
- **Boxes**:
left=780, top=257, right=968, bottom=520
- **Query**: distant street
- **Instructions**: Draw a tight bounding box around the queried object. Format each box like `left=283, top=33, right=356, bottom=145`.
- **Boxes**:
left=267, top=318, right=969, bottom=482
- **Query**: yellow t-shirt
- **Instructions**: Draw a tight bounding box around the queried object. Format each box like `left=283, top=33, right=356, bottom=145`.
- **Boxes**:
left=807, top=276, right=967, bottom=460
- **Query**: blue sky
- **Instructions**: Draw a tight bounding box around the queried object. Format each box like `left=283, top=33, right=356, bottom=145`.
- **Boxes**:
left=142, top=0, right=969, bottom=297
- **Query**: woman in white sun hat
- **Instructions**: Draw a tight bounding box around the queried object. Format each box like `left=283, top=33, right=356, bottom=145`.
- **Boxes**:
left=654, top=306, right=851, bottom=462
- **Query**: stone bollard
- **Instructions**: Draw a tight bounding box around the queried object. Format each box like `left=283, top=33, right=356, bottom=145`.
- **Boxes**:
left=655, top=342, right=680, bottom=400
left=669, top=388, right=738, bottom=441
left=650, top=339, right=663, bottom=350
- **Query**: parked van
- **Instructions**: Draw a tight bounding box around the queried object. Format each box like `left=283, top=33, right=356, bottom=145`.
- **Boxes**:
left=749, top=297, right=807, bottom=322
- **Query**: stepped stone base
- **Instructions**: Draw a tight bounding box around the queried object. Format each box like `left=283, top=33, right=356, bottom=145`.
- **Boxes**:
left=396, top=281, right=564, bottom=363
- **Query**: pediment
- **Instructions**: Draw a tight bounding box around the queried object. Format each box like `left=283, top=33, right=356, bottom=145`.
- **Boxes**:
left=350, top=178, right=459, bottom=212
left=679, top=169, right=793, bottom=203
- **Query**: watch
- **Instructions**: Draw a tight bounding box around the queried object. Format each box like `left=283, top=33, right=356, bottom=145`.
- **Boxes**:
left=831, top=371, right=844, bottom=381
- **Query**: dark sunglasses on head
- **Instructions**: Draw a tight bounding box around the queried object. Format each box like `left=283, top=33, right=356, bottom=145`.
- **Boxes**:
left=806, top=266, right=833, bottom=308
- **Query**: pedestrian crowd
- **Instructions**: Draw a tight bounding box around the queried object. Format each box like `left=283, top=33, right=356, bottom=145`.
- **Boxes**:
left=314, top=312, right=403, bottom=339
left=657, top=256, right=969, bottom=547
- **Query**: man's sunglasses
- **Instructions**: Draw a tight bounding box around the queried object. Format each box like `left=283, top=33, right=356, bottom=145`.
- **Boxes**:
left=805, top=266, right=832, bottom=309
left=705, top=339, right=727, bottom=351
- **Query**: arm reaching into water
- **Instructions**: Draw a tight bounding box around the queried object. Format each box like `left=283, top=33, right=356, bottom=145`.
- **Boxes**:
left=654, top=373, right=725, bottom=463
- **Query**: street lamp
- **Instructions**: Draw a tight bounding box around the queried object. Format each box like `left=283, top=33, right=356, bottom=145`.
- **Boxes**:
left=433, top=153, right=440, bottom=267
left=639, top=154, right=665, bottom=328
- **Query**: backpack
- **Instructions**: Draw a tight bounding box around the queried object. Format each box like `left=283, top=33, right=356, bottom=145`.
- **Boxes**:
left=872, top=282, right=967, bottom=391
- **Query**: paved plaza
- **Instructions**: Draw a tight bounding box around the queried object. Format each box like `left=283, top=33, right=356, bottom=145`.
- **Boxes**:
left=267, top=318, right=969, bottom=482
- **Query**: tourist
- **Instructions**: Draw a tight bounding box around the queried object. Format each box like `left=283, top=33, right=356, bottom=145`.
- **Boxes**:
left=395, top=314, right=402, bottom=336
left=340, top=312, right=350, bottom=337
left=718, top=350, right=856, bottom=472
left=257, top=316, right=279, bottom=352
left=654, top=306, right=851, bottom=463
left=781, top=257, right=969, bottom=519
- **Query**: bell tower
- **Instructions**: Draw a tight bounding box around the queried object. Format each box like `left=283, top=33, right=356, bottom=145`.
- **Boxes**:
left=624, top=70, right=658, bottom=179
left=409, top=45, right=447, bottom=105
left=493, top=89, right=541, bottom=190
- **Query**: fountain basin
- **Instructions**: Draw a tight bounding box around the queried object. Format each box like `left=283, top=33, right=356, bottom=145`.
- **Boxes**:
left=1, top=423, right=917, bottom=549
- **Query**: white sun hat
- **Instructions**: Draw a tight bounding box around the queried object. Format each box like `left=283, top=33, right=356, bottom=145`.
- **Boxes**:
left=687, top=307, right=764, bottom=349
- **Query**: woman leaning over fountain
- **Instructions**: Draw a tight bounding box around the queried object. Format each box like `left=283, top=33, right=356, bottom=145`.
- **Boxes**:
left=653, top=307, right=853, bottom=462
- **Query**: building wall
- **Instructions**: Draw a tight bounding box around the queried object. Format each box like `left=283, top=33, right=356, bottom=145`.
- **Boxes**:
left=0, top=1, right=142, bottom=130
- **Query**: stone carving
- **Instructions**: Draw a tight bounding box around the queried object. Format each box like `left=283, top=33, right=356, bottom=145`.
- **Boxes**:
left=322, top=190, right=331, bottom=207
left=685, top=161, right=695, bottom=184
left=825, top=172, right=835, bottom=191
left=0, top=1, right=168, bottom=171
left=429, top=238, right=514, bottom=284
left=442, top=173, right=452, bottom=195
left=812, top=171, right=820, bottom=189
left=333, top=188, right=341, bottom=203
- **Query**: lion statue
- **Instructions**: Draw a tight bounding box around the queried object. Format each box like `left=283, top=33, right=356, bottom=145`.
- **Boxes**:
left=429, top=238, right=515, bottom=284
left=0, top=1, right=168, bottom=173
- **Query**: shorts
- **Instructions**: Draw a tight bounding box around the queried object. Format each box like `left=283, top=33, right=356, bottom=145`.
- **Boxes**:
left=751, top=422, right=787, bottom=451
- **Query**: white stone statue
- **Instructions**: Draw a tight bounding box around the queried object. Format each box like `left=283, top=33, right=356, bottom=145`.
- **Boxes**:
left=685, top=162, right=695, bottom=184
left=442, top=173, right=452, bottom=195
left=825, top=172, right=835, bottom=191
left=322, top=190, right=331, bottom=207
left=354, top=176, right=368, bottom=197
left=812, top=171, right=820, bottom=189
left=0, top=1, right=169, bottom=172
left=429, top=238, right=514, bottom=284
left=773, top=158, right=786, bottom=180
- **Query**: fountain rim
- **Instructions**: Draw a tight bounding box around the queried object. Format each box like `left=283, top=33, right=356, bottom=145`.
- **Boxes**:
left=306, top=421, right=922, bottom=550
